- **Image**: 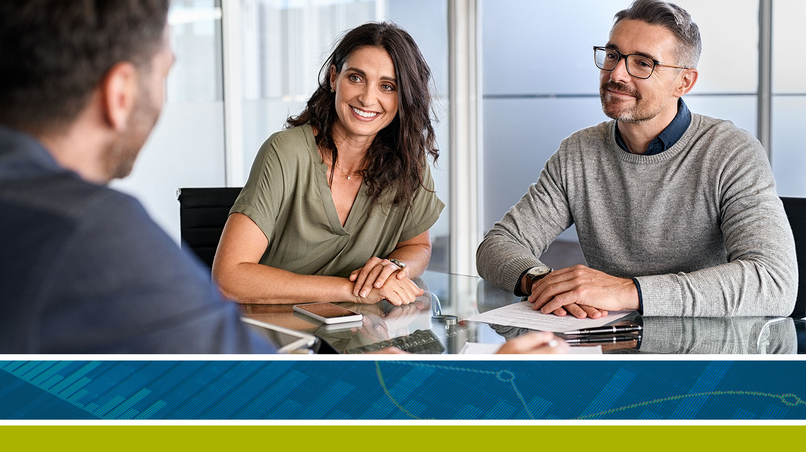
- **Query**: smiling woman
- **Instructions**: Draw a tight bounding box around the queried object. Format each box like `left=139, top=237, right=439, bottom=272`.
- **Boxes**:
left=212, top=22, right=444, bottom=307
left=329, top=46, right=399, bottom=149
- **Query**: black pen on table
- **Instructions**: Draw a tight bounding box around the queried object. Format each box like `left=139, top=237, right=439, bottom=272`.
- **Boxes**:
left=565, top=334, right=641, bottom=345
left=563, top=324, right=642, bottom=335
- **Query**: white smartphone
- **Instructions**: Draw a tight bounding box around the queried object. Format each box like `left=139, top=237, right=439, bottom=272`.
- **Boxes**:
left=293, top=303, right=363, bottom=324
left=320, top=320, right=364, bottom=332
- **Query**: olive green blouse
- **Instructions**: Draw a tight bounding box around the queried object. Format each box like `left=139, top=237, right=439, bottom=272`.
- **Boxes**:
left=231, top=124, right=444, bottom=278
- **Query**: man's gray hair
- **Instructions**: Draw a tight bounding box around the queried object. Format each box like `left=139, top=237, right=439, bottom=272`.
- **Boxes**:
left=614, top=0, right=702, bottom=68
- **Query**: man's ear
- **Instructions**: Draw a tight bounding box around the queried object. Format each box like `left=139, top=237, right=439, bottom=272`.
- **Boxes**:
left=101, top=62, right=138, bottom=131
left=675, top=68, right=698, bottom=97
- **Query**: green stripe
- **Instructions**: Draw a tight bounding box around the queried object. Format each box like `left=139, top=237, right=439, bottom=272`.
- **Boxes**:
left=2, top=426, right=803, bottom=449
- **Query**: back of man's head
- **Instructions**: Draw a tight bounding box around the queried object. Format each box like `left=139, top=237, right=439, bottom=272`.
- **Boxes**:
left=0, top=0, right=169, bottom=135
left=614, top=0, right=702, bottom=69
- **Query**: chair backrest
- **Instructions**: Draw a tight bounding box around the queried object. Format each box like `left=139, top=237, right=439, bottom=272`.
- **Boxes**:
left=781, top=197, right=806, bottom=317
left=177, top=187, right=242, bottom=268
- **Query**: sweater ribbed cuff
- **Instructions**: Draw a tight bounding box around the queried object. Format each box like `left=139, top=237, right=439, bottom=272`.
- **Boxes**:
left=632, top=277, right=643, bottom=314
left=499, top=256, right=542, bottom=296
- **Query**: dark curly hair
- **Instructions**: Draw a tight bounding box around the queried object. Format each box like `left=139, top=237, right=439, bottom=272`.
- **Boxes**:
left=287, top=22, right=439, bottom=207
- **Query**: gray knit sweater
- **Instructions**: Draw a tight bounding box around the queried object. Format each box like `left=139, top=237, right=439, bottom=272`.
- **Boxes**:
left=477, top=114, right=798, bottom=316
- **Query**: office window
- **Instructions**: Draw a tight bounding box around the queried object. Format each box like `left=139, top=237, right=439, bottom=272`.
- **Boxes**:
left=772, top=0, right=806, bottom=196
left=112, top=0, right=226, bottom=243
left=240, top=0, right=451, bottom=271
left=674, top=0, right=758, bottom=136
left=480, top=0, right=759, bottom=240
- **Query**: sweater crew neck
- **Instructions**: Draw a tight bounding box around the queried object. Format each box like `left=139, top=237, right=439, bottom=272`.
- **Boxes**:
left=609, top=114, right=702, bottom=165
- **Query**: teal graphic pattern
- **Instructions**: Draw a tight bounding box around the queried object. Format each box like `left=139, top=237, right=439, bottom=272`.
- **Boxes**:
left=1, top=360, right=805, bottom=420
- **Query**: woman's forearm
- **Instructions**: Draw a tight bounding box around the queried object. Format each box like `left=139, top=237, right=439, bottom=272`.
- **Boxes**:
left=214, top=262, right=357, bottom=304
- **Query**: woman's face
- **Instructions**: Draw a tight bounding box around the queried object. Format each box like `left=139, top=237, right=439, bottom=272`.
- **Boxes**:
left=330, top=46, right=399, bottom=143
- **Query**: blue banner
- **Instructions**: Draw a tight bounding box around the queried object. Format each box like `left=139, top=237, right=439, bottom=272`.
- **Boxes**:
left=1, top=360, right=804, bottom=420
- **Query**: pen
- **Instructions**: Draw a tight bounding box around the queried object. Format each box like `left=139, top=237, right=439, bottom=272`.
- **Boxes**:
left=566, top=334, right=641, bottom=345
left=563, top=324, right=642, bottom=335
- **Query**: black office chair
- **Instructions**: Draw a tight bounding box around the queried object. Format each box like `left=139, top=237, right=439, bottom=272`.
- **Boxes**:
left=781, top=197, right=806, bottom=317
left=176, top=187, right=242, bottom=268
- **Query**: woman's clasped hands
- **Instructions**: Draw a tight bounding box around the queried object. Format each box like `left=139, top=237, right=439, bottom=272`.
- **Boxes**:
left=349, top=257, right=423, bottom=305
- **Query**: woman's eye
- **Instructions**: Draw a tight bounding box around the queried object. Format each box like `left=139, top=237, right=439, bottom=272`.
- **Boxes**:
left=381, top=83, right=396, bottom=92
left=348, top=74, right=361, bottom=82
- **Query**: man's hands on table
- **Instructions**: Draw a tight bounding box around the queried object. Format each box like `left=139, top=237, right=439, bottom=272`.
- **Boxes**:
left=524, top=265, right=639, bottom=319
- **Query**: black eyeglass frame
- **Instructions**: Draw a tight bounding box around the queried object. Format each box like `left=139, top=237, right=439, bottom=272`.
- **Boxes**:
left=593, top=46, right=690, bottom=79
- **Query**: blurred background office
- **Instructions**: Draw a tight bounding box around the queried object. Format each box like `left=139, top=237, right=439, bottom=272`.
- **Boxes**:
left=112, top=0, right=806, bottom=276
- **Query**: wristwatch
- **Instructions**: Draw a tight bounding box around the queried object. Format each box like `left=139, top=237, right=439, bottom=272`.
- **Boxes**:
left=389, top=258, right=406, bottom=269
left=525, top=264, right=552, bottom=282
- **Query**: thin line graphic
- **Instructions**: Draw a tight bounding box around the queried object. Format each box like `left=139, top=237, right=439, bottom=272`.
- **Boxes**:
left=374, top=362, right=806, bottom=420
left=576, top=391, right=806, bottom=420
left=375, top=362, right=535, bottom=419
left=374, top=362, right=431, bottom=420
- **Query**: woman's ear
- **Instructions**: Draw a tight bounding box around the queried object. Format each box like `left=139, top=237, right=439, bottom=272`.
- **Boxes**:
left=329, top=65, right=337, bottom=92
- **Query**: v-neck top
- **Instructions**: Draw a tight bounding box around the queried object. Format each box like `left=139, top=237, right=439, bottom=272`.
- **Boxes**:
left=231, top=124, right=444, bottom=277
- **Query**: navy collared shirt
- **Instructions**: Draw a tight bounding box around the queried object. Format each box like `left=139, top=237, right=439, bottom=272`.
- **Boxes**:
left=615, top=98, right=691, bottom=155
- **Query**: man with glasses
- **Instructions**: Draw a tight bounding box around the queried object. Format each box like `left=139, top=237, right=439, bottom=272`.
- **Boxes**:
left=477, top=0, right=797, bottom=317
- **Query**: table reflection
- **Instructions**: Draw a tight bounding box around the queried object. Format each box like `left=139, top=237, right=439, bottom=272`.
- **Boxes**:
left=472, top=272, right=798, bottom=354
left=240, top=271, right=801, bottom=354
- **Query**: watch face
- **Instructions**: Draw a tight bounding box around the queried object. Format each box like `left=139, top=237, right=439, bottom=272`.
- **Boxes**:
left=527, top=266, right=551, bottom=280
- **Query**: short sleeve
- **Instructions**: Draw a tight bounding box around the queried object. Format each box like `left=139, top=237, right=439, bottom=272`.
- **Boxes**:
left=230, top=131, right=288, bottom=241
left=399, top=162, right=445, bottom=242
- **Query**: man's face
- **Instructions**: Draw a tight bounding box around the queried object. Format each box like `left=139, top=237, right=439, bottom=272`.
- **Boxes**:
left=599, top=19, right=685, bottom=123
left=104, top=25, right=175, bottom=180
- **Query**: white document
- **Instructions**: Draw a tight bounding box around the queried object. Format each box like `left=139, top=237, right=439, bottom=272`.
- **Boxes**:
left=459, top=342, right=602, bottom=354
left=467, top=301, right=631, bottom=332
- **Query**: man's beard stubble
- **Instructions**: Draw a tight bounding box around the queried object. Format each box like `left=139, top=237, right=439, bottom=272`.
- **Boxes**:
left=599, top=80, right=644, bottom=123
left=103, top=83, right=160, bottom=181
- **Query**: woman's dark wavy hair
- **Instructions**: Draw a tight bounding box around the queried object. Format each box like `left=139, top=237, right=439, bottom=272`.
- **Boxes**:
left=287, top=22, right=439, bottom=207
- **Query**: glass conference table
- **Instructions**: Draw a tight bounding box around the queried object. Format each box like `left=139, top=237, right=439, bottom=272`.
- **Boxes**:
left=241, top=271, right=805, bottom=354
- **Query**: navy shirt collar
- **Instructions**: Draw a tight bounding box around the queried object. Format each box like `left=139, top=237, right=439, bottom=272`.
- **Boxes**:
left=615, top=98, right=691, bottom=156
left=0, top=125, right=64, bottom=176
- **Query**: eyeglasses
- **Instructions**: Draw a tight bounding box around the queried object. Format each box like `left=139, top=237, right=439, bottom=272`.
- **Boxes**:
left=593, top=46, right=689, bottom=79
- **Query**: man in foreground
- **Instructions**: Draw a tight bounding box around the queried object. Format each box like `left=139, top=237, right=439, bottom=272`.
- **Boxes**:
left=0, top=0, right=276, bottom=353
left=477, top=0, right=797, bottom=318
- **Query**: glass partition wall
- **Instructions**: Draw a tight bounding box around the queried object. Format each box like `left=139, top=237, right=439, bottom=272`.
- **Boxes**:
left=480, top=0, right=760, bottom=246
left=112, top=0, right=226, bottom=244
left=772, top=0, right=806, bottom=196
